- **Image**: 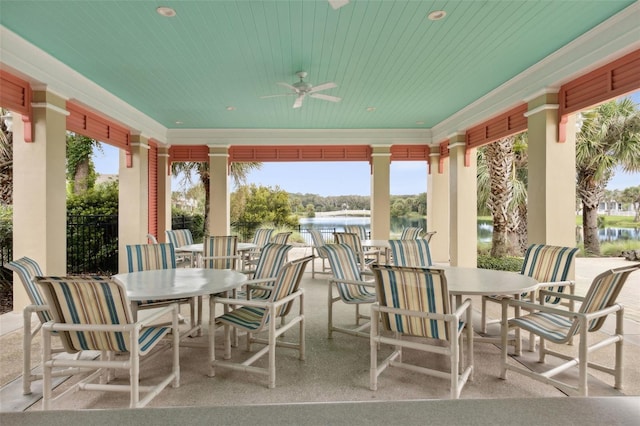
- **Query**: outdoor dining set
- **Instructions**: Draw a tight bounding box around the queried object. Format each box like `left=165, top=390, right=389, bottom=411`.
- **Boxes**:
left=6, top=226, right=640, bottom=409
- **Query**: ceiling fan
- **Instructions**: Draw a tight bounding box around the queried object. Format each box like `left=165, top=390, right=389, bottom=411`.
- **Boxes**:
left=328, top=0, right=349, bottom=9
left=261, top=71, right=342, bottom=109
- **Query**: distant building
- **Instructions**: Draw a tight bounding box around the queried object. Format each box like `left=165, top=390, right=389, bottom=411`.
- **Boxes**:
left=96, top=174, right=118, bottom=185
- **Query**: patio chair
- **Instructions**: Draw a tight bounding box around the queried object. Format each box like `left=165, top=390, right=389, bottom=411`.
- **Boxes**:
left=309, top=229, right=332, bottom=279
left=210, top=256, right=313, bottom=388
left=165, top=229, right=195, bottom=267
left=271, top=231, right=292, bottom=244
left=243, top=228, right=274, bottom=270
left=369, top=264, right=474, bottom=399
left=399, top=227, right=423, bottom=240
left=424, top=231, right=437, bottom=243
left=334, top=231, right=379, bottom=272
left=6, top=257, right=81, bottom=395
left=201, top=235, right=240, bottom=270
left=126, top=244, right=197, bottom=336
left=146, top=233, right=158, bottom=244
left=36, top=275, right=180, bottom=409
left=500, top=263, right=640, bottom=396
left=388, top=239, right=433, bottom=267
left=321, top=243, right=376, bottom=339
left=239, top=243, right=293, bottom=300
left=344, top=225, right=368, bottom=240
left=481, top=244, right=578, bottom=351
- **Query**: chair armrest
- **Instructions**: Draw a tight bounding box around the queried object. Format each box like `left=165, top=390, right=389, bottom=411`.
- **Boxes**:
left=539, top=289, right=584, bottom=303
left=24, top=303, right=50, bottom=314
left=453, top=298, right=472, bottom=319
left=329, top=277, right=376, bottom=288
left=537, top=280, right=575, bottom=289
left=243, top=277, right=277, bottom=286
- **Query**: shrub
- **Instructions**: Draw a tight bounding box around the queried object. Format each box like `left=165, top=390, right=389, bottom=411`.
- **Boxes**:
left=477, top=255, right=523, bottom=272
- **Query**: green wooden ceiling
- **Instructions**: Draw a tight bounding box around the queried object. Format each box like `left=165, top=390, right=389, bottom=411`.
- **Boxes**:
left=0, top=0, right=637, bottom=131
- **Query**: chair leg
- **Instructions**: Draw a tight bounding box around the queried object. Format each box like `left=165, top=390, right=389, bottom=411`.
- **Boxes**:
left=369, top=309, right=378, bottom=391
left=328, top=283, right=333, bottom=339
left=23, top=310, right=34, bottom=395
left=268, top=314, right=277, bottom=389
left=480, top=296, right=487, bottom=334
left=42, top=327, right=52, bottom=410
left=615, top=309, right=624, bottom=390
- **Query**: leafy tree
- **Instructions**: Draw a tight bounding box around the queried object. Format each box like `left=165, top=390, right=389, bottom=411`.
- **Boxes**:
left=231, top=184, right=298, bottom=228
left=67, top=132, right=100, bottom=194
left=172, top=161, right=261, bottom=233
left=576, top=98, right=640, bottom=255
left=621, top=186, right=640, bottom=222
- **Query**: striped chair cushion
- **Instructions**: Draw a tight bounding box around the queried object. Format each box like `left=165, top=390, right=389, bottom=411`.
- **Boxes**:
left=165, top=229, right=194, bottom=248
left=579, top=267, right=632, bottom=332
left=521, top=244, right=579, bottom=302
left=126, top=244, right=176, bottom=272
left=36, top=276, right=170, bottom=355
left=252, top=228, right=274, bottom=248
left=6, top=257, right=52, bottom=324
left=334, top=232, right=374, bottom=267
left=388, top=239, right=432, bottom=267
left=248, top=243, right=293, bottom=299
left=203, top=235, right=238, bottom=269
left=400, top=227, right=423, bottom=240
left=344, top=225, right=368, bottom=240
left=374, top=265, right=452, bottom=340
left=322, top=244, right=375, bottom=303
left=509, top=312, right=574, bottom=343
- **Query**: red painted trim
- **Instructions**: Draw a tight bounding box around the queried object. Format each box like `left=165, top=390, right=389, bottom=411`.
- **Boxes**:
left=0, top=70, right=33, bottom=142
left=229, top=145, right=371, bottom=162
left=390, top=145, right=430, bottom=161
left=558, top=49, right=640, bottom=141
left=148, top=142, right=158, bottom=239
left=438, top=141, right=449, bottom=174
left=66, top=102, right=131, bottom=159
left=466, top=104, right=528, bottom=150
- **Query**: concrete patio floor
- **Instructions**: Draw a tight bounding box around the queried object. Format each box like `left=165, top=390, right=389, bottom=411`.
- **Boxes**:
left=1, top=250, right=639, bottom=416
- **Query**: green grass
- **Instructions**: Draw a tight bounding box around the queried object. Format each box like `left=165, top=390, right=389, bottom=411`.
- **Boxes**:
left=575, top=215, right=639, bottom=228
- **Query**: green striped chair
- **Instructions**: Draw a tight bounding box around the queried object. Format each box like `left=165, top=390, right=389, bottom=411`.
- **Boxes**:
left=388, top=239, right=433, bottom=267
left=481, top=244, right=579, bottom=351
left=126, top=244, right=197, bottom=336
left=36, top=276, right=180, bottom=409
left=321, top=243, right=376, bottom=339
left=333, top=232, right=379, bottom=272
left=309, top=229, right=332, bottom=279
left=240, top=243, right=293, bottom=300
left=370, top=264, right=474, bottom=399
left=500, top=263, right=640, bottom=396
left=344, top=225, right=368, bottom=240
left=399, top=227, right=423, bottom=240
left=7, top=257, right=78, bottom=395
left=201, top=235, right=239, bottom=270
left=165, top=229, right=194, bottom=266
left=243, top=228, right=275, bottom=270
left=211, top=256, right=313, bottom=388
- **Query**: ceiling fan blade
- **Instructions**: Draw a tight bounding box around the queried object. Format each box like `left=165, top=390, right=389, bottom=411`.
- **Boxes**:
left=310, top=93, right=342, bottom=103
left=328, top=0, right=349, bottom=10
left=260, top=93, right=295, bottom=99
left=309, top=82, right=337, bottom=93
left=293, top=95, right=305, bottom=109
left=277, top=82, right=298, bottom=92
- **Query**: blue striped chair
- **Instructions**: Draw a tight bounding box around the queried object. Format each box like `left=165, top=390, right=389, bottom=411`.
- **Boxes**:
left=309, top=229, right=331, bottom=279
left=211, top=256, right=313, bottom=388
left=36, top=275, right=180, bottom=409
left=321, top=244, right=376, bottom=339
left=165, top=229, right=194, bottom=266
left=126, top=244, right=197, bottom=336
left=333, top=232, right=379, bottom=272
left=243, top=228, right=275, bottom=270
left=500, top=263, right=640, bottom=396
left=6, top=257, right=78, bottom=395
left=388, top=239, right=433, bottom=267
left=481, top=244, right=579, bottom=351
left=240, top=243, right=293, bottom=300
left=201, top=235, right=239, bottom=270
left=370, top=264, right=474, bottom=399
left=399, top=227, right=423, bottom=240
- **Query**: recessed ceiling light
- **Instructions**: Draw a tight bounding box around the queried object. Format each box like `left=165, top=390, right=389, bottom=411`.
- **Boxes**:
left=428, top=10, right=446, bottom=21
left=175, top=121, right=184, bottom=125
left=366, top=107, right=376, bottom=112
left=157, top=7, right=176, bottom=17
left=226, top=106, right=236, bottom=111
left=416, top=121, right=425, bottom=125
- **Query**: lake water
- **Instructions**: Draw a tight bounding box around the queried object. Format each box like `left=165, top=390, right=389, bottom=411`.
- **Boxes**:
left=299, top=216, right=639, bottom=242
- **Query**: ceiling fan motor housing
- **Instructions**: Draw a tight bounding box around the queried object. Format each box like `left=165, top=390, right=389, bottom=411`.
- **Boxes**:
left=293, top=81, right=312, bottom=93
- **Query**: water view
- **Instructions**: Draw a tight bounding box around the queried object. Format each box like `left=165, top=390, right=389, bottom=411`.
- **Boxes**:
left=299, top=216, right=639, bottom=242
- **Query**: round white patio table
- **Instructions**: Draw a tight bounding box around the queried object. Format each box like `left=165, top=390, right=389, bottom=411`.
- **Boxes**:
left=177, top=242, right=257, bottom=268
left=113, top=268, right=247, bottom=373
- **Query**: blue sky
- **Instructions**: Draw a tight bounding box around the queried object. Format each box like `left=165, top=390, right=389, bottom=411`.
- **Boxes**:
left=93, top=92, right=639, bottom=196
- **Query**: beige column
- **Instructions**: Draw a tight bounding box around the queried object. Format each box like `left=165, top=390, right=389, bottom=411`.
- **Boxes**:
left=209, top=146, right=230, bottom=236
left=449, top=135, right=477, bottom=267
left=427, top=152, right=450, bottom=263
left=370, top=145, right=391, bottom=239
left=12, top=91, right=68, bottom=310
left=526, top=93, right=576, bottom=247
left=157, top=147, right=171, bottom=242
left=118, top=134, right=149, bottom=272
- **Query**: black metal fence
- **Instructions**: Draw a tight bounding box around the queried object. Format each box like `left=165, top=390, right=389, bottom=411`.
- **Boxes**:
left=67, top=215, right=119, bottom=274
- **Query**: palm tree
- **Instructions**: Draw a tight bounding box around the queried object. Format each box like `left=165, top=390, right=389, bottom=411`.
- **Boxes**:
left=477, top=134, right=529, bottom=257
left=576, top=98, right=640, bottom=256
left=0, top=109, right=12, bottom=205
left=67, top=132, right=100, bottom=194
left=172, top=161, right=261, bottom=232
